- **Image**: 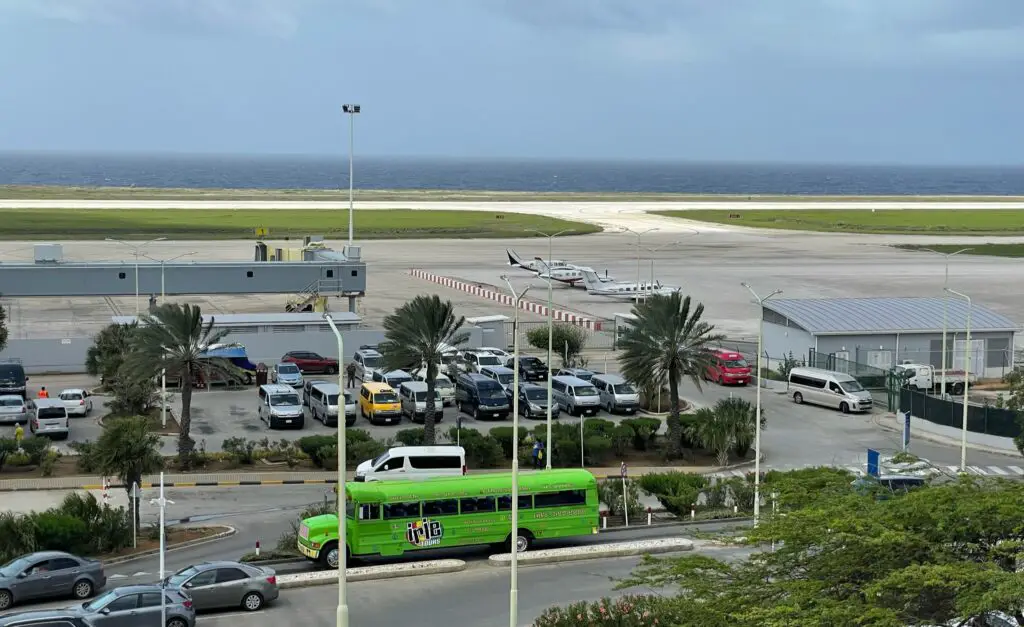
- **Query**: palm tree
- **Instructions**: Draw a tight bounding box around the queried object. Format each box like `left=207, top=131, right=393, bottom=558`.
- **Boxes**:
left=378, top=295, right=468, bottom=445
left=714, top=397, right=765, bottom=459
left=618, top=293, right=724, bottom=457
left=95, top=415, right=164, bottom=532
left=85, top=321, right=139, bottom=385
left=686, top=407, right=736, bottom=466
left=127, top=303, right=234, bottom=462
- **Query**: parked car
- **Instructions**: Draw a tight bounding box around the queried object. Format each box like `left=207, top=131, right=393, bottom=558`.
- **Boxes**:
left=704, top=349, right=752, bottom=386
left=0, top=610, right=94, bottom=627
left=352, top=347, right=385, bottom=381
left=0, top=361, right=28, bottom=399
left=0, top=394, right=29, bottom=425
left=76, top=584, right=195, bottom=627
left=281, top=351, right=339, bottom=375
left=270, top=363, right=303, bottom=387
left=517, top=382, right=559, bottom=419
left=508, top=356, right=549, bottom=382
left=58, top=389, right=93, bottom=417
left=27, top=399, right=70, bottom=440
left=556, top=367, right=595, bottom=382
left=164, top=561, right=278, bottom=612
left=0, top=551, right=106, bottom=611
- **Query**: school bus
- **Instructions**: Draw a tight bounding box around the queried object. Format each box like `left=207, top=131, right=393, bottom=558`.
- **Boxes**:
left=298, top=469, right=599, bottom=568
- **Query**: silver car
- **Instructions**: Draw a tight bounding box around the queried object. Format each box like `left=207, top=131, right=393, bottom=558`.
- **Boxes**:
left=76, top=584, right=195, bottom=627
left=0, top=551, right=106, bottom=611
left=164, top=561, right=279, bottom=612
left=270, top=363, right=303, bottom=387
left=0, top=394, right=28, bottom=425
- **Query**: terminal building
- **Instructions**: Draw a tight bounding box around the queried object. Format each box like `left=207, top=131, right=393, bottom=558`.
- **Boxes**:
left=761, top=297, right=1018, bottom=379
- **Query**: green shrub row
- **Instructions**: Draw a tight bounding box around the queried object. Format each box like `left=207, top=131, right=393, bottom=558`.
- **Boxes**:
left=638, top=471, right=756, bottom=516
left=533, top=595, right=680, bottom=626
left=0, top=493, right=133, bottom=563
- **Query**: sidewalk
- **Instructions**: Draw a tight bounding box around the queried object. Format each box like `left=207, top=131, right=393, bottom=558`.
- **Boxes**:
left=873, top=412, right=1021, bottom=457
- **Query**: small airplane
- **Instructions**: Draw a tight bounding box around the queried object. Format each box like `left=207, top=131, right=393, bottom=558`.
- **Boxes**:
left=506, top=249, right=614, bottom=286
left=580, top=270, right=680, bottom=301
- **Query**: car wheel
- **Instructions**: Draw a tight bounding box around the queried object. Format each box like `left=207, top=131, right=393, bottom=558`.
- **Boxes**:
left=167, top=619, right=188, bottom=627
left=0, top=589, right=12, bottom=611
left=793, top=392, right=803, bottom=404
left=326, top=365, right=337, bottom=375
left=72, top=579, right=94, bottom=599
left=244, top=372, right=253, bottom=385
left=952, top=382, right=965, bottom=395
left=839, top=402, right=850, bottom=414
left=241, top=591, right=264, bottom=611
left=606, top=402, right=614, bottom=414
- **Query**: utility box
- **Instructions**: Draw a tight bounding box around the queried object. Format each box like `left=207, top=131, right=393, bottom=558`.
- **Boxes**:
left=33, top=244, right=63, bottom=264
left=343, top=245, right=361, bottom=261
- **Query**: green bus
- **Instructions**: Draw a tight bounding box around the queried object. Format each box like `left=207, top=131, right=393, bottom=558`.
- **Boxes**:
left=298, top=468, right=599, bottom=568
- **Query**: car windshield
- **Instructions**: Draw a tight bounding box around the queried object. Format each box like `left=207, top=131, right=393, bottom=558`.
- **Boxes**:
left=37, top=407, right=67, bottom=419
left=371, top=453, right=389, bottom=467
left=374, top=392, right=399, bottom=404
left=278, top=364, right=300, bottom=374
left=723, top=359, right=748, bottom=368
left=573, top=385, right=599, bottom=397
left=328, top=394, right=339, bottom=405
left=480, top=386, right=506, bottom=399
left=525, top=388, right=547, bottom=401
left=388, top=376, right=413, bottom=387
left=613, top=383, right=637, bottom=394
left=478, top=356, right=501, bottom=366
left=521, top=357, right=542, bottom=366
left=166, top=566, right=198, bottom=587
left=0, top=397, right=23, bottom=407
left=270, top=393, right=300, bottom=406
left=0, top=365, right=22, bottom=379
left=363, top=356, right=383, bottom=368
left=841, top=380, right=865, bottom=393
left=497, top=373, right=514, bottom=384
left=60, top=392, right=84, bottom=400
left=0, top=556, right=31, bottom=576
left=414, top=391, right=441, bottom=402
left=85, top=590, right=120, bottom=611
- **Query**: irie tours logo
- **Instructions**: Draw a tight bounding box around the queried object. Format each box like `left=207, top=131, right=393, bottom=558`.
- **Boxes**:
left=406, top=518, right=444, bottom=547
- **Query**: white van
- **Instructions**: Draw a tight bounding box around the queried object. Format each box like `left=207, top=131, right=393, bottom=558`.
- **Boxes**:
left=788, top=367, right=873, bottom=413
left=591, top=374, right=640, bottom=414
left=551, top=375, right=601, bottom=417
left=398, top=381, right=445, bottom=424
left=414, top=371, right=456, bottom=406
left=353, top=446, right=466, bottom=482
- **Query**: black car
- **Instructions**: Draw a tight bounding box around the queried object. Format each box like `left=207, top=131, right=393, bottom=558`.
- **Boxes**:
left=508, top=356, right=548, bottom=382
left=455, top=373, right=510, bottom=420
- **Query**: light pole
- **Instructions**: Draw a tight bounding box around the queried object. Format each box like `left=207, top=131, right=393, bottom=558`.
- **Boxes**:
left=141, top=252, right=197, bottom=301
left=642, top=231, right=698, bottom=301
left=501, top=275, right=530, bottom=627
left=105, top=237, right=166, bottom=314
left=944, top=288, right=972, bottom=473
left=323, top=313, right=349, bottom=627
left=150, top=472, right=173, bottom=627
left=741, top=282, right=782, bottom=526
left=342, top=104, right=361, bottom=245
left=920, top=248, right=973, bottom=397
left=527, top=228, right=575, bottom=469
left=621, top=228, right=659, bottom=296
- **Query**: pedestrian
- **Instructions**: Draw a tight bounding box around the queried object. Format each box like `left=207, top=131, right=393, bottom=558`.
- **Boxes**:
left=14, top=423, right=24, bottom=447
left=346, top=361, right=357, bottom=388
left=37, top=386, right=48, bottom=399
left=532, top=440, right=545, bottom=470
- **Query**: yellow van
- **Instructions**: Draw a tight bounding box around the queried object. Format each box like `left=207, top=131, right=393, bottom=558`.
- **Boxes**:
left=359, top=382, right=402, bottom=425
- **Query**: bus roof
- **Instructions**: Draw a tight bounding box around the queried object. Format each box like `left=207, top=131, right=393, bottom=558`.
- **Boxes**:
left=346, top=469, right=596, bottom=503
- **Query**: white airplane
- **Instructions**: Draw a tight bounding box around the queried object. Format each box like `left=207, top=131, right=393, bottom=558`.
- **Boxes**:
left=579, top=269, right=680, bottom=301
left=506, top=249, right=614, bottom=286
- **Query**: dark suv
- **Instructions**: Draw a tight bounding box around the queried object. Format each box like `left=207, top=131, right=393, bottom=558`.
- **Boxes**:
left=455, top=373, right=510, bottom=420
left=507, top=356, right=548, bottom=382
left=281, top=351, right=339, bottom=374
left=0, top=362, right=28, bottom=398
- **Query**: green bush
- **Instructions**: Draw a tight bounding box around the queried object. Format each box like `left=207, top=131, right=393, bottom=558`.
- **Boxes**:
left=620, top=417, right=661, bottom=451
left=724, top=475, right=755, bottom=512
left=5, top=452, right=31, bottom=467
left=395, top=428, right=426, bottom=447
left=348, top=439, right=388, bottom=470
left=33, top=512, right=89, bottom=554
left=296, top=435, right=336, bottom=467
left=448, top=427, right=504, bottom=469
left=637, top=471, right=708, bottom=516
left=610, top=425, right=633, bottom=457
left=489, top=426, right=528, bottom=459
left=533, top=595, right=680, bottom=627
left=40, top=450, right=60, bottom=477
left=677, top=414, right=701, bottom=451
left=582, top=418, right=615, bottom=438
left=0, top=437, right=18, bottom=471
left=19, top=436, right=50, bottom=465
left=702, top=481, right=728, bottom=510
left=598, top=478, right=642, bottom=517
left=221, top=437, right=258, bottom=464
left=67, top=440, right=100, bottom=473
left=583, top=435, right=611, bottom=466
left=551, top=436, right=581, bottom=468
left=0, top=492, right=132, bottom=563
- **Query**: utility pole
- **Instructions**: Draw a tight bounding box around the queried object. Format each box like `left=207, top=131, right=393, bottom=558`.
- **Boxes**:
left=342, top=104, right=361, bottom=245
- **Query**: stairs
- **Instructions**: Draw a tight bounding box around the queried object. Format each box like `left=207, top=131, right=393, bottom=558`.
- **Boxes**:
left=285, top=279, right=345, bottom=313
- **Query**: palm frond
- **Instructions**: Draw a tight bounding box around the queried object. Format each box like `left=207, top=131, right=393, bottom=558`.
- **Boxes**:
left=379, top=295, right=467, bottom=373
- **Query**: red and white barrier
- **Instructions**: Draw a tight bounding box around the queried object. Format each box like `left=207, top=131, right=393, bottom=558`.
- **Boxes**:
left=410, top=268, right=603, bottom=331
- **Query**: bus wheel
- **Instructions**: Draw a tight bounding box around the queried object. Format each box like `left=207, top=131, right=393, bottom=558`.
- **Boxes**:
left=506, top=530, right=532, bottom=553
left=321, top=542, right=339, bottom=569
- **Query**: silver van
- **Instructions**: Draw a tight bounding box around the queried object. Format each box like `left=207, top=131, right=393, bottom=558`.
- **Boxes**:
left=309, top=382, right=356, bottom=427
left=480, top=365, right=516, bottom=394
left=414, top=371, right=456, bottom=406
left=591, top=374, right=640, bottom=414
left=788, top=367, right=873, bottom=413
left=28, top=398, right=70, bottom=439
left=257, top=384, right=305, bottom=429
left=371, top=369, right=415, bottom=391
left=398, top=381, right=445, bottom=424
left=551, top=375, right=601, bottom=417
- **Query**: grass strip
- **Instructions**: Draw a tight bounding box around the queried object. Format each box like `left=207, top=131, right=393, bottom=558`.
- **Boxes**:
left=894, top=243, right=1024, bottom=258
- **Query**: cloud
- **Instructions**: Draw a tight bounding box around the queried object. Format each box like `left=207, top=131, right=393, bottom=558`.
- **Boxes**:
left=2, top=0, right=318, bottom=37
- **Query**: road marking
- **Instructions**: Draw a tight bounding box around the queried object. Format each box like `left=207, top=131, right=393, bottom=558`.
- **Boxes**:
left=987, top=466, right=1009, bottom=476
left=1009, top=466, right=1024, bottom=475
left=946, top=465, right=960, bottom=473
left=968, top=466, right=988, bottom=475
left=109, top=574, right=128, bottom=579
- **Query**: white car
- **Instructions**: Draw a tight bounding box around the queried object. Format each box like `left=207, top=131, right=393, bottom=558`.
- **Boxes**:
left=58, top=388, right=93, bottom=416
left=478, top=347, right=511, bottom=360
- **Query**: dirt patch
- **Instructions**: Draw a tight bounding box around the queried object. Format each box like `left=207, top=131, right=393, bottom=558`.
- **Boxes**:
left=101, top=526, right=225, bottom=561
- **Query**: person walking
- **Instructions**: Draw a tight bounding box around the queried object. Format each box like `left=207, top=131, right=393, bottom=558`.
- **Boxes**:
left=37, top=386, right=48, bottom=399
left=14, top=423, right=24, bottom=448
left=346, top=361, right=357, bottom=388
left=532, top=440, right=545, bottom=470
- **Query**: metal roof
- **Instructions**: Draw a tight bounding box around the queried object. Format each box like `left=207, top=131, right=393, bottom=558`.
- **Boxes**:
left=111, top=312, right=361, bottom=326
left=764, top=298, right=1019, bottom=335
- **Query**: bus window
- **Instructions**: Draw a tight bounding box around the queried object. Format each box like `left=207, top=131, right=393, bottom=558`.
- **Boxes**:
left=460, top=496, right=496, bottom=514
left=345, top=501, right=355, bottom=518
left=357, top=504, right=380, bottom=520
left=498, top=495, right=532, bottom=511
left=534, top=490, right=587, bottom=508
left=383, top=502, right=421, bottom=520
left=423, top=499, right=459, bottom=516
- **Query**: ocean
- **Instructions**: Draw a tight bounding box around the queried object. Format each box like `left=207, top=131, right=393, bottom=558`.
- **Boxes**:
left=2, top=152, right=1024, bottom=195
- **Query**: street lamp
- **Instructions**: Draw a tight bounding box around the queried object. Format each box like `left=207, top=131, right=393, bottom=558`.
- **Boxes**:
left=920, top=248, right=973, bottom=397
left=741, top=282, right=782, bottom=526
left=150, top=472, right=173, bottom=627
left=621, top=228, right=659, bottom=297
left=342, top=104, right=361, bottom=245
left=141, top=252, right=197, bottom=301
left=323, top=313, right=349, bottom=627
left=501, top=275, right=530, bottom=627
left=944, top=287, right=972, bottom=473
left=527, top=228, right=575, bottom=469
left=105, top=237, right=166, bottom=315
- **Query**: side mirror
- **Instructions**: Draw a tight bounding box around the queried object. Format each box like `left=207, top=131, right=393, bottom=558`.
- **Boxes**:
left=17, top=572, right=27, bottom=579
left=100, top=608, right=111, bottom=615
left=184, top=581, right=194, bottom=588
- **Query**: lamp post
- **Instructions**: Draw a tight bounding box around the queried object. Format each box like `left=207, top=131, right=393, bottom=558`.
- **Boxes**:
left=944, top=287, right=972, bottom=473
left=501, top=275, right=530, bottom=627
left=141, top=252, right=197, bottom=300
left=527, top=228, right=575, bottom=469
left=342, top=104, right=361, bottom=245
left=642, top=231, right=698, bottom=301
left=920, top=248, right=973, bottom=397
left=621, top=228, right=659, bottom=298
left=741, top=282, right=782, bottom=526
left=106, top=237, right=167, bottom=314
left=150, top=472, right=173, bottom=627
left=323, top=313, right=349, bottom=627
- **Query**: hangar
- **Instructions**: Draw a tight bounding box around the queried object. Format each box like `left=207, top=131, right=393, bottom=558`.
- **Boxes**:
left=761, top=297, right=1018, bottom=379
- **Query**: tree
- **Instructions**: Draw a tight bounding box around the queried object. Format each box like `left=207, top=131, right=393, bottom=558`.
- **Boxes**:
left=617, top=293, right=724, bottom=457
left=525, top=323, right=588, bottom=367
left=94, top=416, right=164, bottom=532
left=127, top=303, right=233, bottom=462
left=378, top=295, right=468, bottom=445
left=614, top=472, right=1024, bottom=626
left=85, top=322, right=138, bottom=384
left=1002, top=370, right=1024, bottom=457
left=0, top=297, right=8, bottom=354
left=713, top=396, right=765, bottom=458
left=686, top=407, right=734, bottom=465
left=105, top=365, right=158, bottom=417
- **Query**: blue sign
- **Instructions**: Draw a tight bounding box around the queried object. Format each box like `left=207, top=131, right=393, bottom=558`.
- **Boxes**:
left=902, top=411, right=911, bottom=449
left=867, top=448, right=880, bottom=477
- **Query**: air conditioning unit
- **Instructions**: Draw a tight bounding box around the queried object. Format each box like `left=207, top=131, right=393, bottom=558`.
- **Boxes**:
left=34, top=244, right=63, bottom=264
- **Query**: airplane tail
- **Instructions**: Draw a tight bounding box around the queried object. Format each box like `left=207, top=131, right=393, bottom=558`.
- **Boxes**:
left=580, top=269, right=602, bottom=292
left=507, top=249, right=526, bottom=268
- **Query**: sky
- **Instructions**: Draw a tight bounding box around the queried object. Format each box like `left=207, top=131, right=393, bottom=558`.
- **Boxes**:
left=1, top=0, right=1024, bottom=164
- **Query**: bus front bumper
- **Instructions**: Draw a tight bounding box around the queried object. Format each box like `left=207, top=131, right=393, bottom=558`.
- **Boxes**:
left=297, top=540, right=319, bottom=559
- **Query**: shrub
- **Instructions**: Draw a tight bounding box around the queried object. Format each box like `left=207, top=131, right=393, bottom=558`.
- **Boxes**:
left=297, top=435, right=336, bottom=468
left=610, top=425, right=633, bottom=457
left=0, top=493, right=132, bottom=563
left=582, top=418, right=615, bottom=438
left=6, top=452, right=31, bottom=467
left=67, top=440, right=100, bottom=473
left=724, top=475, right=755, bottom=512
left=533, top=595, right=679, bottom=627
left=0, top=437, right=17, bottom=471
left=637, top=471, right=708, bottom=517
left=702, top=480, right=728, bottom=510
left=551, top=436, right=581, bottom=468
left=40, top=450, right=60, bottom=477
left=33, top=512, right=90, bottom=554
left=598, top=478, right=642, bottom=517
left=106, top=364, right=158, bottom=417
left=348, top=439, right=387, bottom=470
left=395, top=428, right=426, bottom=447
left=583, top=435, right=611, bottom=466
left=677, top=414, right=701, bottom=451
left=489, top=426, right=528, bottom=459
left=448, top=427, right=504, bottom=469
left=19, top=436, right=50, bottom=465
left=278, top=495, right=336, bottom=553
left=221, top=437, right=259, bottom=464
left=620, top=417, right=661, bottom=451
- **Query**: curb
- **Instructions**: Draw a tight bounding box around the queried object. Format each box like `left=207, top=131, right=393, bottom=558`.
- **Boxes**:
left=102, top=525, right=236, bottom=566
left=601, top=517, right=754, bottom=532
left=487, top=538, right=693, bottom=567
left=240, top=556, right=306, bottom=567
left=871, top=413, right=1021, bottom=458
left=277, top=559, right=466, bottom=588
left=0, top=478, right=340, bottom=492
